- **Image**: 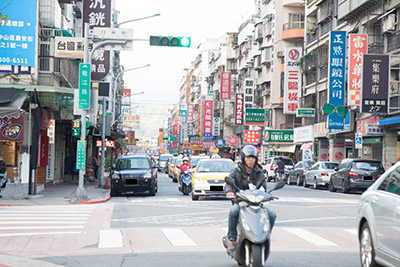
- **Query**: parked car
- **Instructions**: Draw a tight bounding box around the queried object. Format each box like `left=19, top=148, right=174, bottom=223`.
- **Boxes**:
left=191, top=159, right=236, bottom=201
left=190, top=156, right=209, bottom=168
left=358, top=162, right=400, bottom=267
left=168, top=157, right=180, bottom=178
left=304, top=161, right=339, bottom=189
left=263, top=156, right=294, bottom=182
left=287, top=161, right=314, bottom=186
left=110, top=155, right=158, bottom=197
left=330, top=159, right=385, bottom=193
left=158, top=154, right=173, bottom=172
left=173, top=159, right=183, bottom=183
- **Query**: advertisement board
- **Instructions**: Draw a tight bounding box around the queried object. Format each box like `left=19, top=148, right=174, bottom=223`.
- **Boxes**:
left=348, top=34, right=368, bottom=106
left=284, top=47, right=302, bottom=114
left=220, top=72, right=231, bottom=99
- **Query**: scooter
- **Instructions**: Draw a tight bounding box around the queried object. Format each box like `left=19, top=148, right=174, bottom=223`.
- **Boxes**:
left=223, top=179, right=285, bottom=267
left=179, top=169, right=193, bottom=195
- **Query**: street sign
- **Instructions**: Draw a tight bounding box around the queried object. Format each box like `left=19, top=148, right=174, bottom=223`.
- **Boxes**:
left=78, top=63, right=91, bottom=109
left=296, top=108, right=315, bottom=118
left=215, top=138, right=225, bottom=148
left=76, top=140, right=86, bottom=170
left=355, top=132, right=363, bottom=149
left=92, top=27, right=133, bottom=40
left=55, top=37, right=85, bottom=58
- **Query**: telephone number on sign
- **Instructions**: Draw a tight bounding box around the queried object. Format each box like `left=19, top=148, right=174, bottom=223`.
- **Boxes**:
left=0, top=57, right=28, bottom=64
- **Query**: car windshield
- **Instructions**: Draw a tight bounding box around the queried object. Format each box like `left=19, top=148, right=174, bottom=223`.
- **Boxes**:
left=160, top=155, right=172, bottom=161
left=197, top=161, right=234, bottom=172
left=116, top=158, right=150, bottom=170
left=353, top=161, right=383, bottom=171
left=176, top=160, right=183, bottom=166
left=322, top=162, right=338, bottom=169
left=304, top=161, right=314, bottom=168
left=273, top=158, right=293, bottom=165
left=192, top=158, right=206, bottom=166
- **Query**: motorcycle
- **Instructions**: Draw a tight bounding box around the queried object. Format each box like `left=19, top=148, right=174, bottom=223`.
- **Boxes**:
left=223, top=179, right=285, bottom=267
left=179, top=169, right=193, bottom=195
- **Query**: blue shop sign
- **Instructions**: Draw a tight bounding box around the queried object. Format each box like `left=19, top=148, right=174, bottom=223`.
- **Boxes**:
left=215, top=138, right=225, bottom=148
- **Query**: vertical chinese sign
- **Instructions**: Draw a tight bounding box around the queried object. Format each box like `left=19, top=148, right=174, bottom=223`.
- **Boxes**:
left=328, top=31, right=346, bottom=129
left=348, top=34, right=368, bottom=107
left=235, top=93, right=244, bottom=125
left=220, top=72, right=231, bottom=100
left=284, top=47, right=302, bottom=114
left=121, top=89, right=131, bottom=114
left=167, top=117, right=172, bottom=149
left=361, top=54, right=389, bottom=114
left=83, top=0, right=112, bottom=81
left=187, top=104, right=194, bottom=123
left=244, top=79, right=254, bottom=108
left=202, top=101, right=213, bottom=141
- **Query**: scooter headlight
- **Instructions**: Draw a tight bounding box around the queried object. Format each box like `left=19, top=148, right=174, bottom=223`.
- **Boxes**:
left=256, top=195, right=265, bottom=203
left=246, top=195, right=256, bottom=203
left=241, top=218, right=251, bottom=232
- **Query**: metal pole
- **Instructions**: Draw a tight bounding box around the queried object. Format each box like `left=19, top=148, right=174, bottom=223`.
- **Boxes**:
left=100, top=97, right=106, bottom=187
left=28, top=104, right=34, bottom=195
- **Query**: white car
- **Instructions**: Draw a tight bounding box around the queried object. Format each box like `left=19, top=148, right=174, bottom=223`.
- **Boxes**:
left=262, top=157, right=294, bottom=182
left=358, top=162, right=400, bottom=267
left=304, top=161, right=339, bottom=189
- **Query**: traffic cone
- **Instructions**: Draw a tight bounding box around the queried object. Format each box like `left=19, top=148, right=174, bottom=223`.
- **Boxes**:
left=103, top=176, right=110, bottom=189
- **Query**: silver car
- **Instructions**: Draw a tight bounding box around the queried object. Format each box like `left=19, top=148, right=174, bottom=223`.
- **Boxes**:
left=304, top=162, right=338, bottom=189
left=358, top=162, right=400, bottom=267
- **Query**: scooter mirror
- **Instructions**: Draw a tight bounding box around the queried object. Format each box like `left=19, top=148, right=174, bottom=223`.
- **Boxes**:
left=274, top=181, right=285, bottom=190
left=225, top=176, right=240, bottom=191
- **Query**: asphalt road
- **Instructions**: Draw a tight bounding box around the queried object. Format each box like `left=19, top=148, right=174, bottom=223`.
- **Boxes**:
left=37, top=171, right=362, bottom=267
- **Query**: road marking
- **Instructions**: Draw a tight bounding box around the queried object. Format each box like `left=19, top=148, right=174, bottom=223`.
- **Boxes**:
left=0, top=231, right=81, bottom=237
left=0, top=226, right=84, bottom=230
left=276, top=216, right=357, bottom=224
left=344, top=229, right=358, bottom=235
left=166, top=198, right=179, bottom=201
left=0, top=214, right=89, bottom=217
left=0, top=221, right=86, bottom=224
left=162, top=229, right=197, bottom=246
left=0, top=211, right=93, bottom=214
left=112, top=210, right=226, bottom=222
left=98, top=230, right=123, bottom=248
left=0, top=217, right=89, bottom=220
left=284, top=228, right=338, bottom=246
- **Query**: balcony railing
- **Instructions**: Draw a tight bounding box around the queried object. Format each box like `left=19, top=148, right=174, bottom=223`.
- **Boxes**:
left=305, top=69, right=316, bottom=85
left=307, top=28, right=319, bottom=44
left=283, top=21, right=305, bottom=30
left=319, top=66, right=328, bottom=80
left=368, top=42, right=384, bottom=54
left=320, top=18, right=332, bottom=36
left=388, top=31, right=400, bottom=52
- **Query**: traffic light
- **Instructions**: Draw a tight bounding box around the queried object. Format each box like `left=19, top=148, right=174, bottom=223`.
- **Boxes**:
left=72, top=120, right=80, bottom=138
left=149, top=36, right=191, bottom=47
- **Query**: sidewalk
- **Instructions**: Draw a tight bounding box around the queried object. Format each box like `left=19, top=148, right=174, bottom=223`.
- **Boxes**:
left=0, top=180, right=110, bottom=206
left=0, top=254, right=63, bottom=267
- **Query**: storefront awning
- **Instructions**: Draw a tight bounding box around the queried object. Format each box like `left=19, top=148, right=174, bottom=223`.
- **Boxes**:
left=272, top=144, right=296, bottom=153
left=0, top=88, right=27, bottom=118
left=378, top=115, right=400, bottom=126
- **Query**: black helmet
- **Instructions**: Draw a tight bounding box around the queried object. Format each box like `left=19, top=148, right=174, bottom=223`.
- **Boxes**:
left=241, top=145, right=258, bottom=162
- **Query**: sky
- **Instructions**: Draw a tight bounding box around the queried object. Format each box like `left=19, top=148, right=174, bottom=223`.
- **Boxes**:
left=115, top=0, right=256, bottom=138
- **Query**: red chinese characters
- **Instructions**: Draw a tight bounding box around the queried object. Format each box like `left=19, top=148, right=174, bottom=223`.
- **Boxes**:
left=348, top=34, right=368, bottom=106
left=235, top=93, right=244, bottom=125
left=187, top=104, right=194, bottom=123
left=220, top=72, right=231, bottom=100
left=284, top=47, right=302, bottom=114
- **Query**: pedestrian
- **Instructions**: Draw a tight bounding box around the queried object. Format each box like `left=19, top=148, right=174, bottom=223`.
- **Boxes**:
left=93, top=155, right=100, bottom=181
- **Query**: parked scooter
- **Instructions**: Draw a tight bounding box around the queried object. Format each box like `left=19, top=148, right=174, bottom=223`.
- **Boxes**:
left=223, top=179, right=285, bottom=267
left=179, top=169, right=193, bottom=195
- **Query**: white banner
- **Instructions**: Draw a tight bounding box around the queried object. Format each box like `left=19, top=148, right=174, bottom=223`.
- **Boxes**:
left=284, top=47, right=302, bottom=114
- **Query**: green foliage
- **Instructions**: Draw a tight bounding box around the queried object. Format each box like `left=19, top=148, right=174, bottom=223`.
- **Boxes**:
left=105, top=156, right=112, bottom=168
left=118, top=138, right=127, bottom=150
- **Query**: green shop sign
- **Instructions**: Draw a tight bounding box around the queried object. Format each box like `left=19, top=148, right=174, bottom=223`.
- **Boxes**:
left=264, top=130, right=294, bottom=143
left=245, top=108, right=266, bottom=126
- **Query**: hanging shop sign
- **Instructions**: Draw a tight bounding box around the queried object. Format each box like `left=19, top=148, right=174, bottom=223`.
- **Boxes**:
left=47, top=119, right=55, bottom=144
left=244, top=130, right=260, bottom=145
left=314, top=122, right=328, bottom=138
left=215, top=138, right=225, bottom=148
left=296, top=108, right=315, bottom=118
left=328, top=31, right=346, bottom=129
left=244, top=79, right=254, bottom=108
left=245, top=108, right=265, bottom=126
left=356, top=117, right=384, bottom=136
left=284, top=47, right=302, bottom=114
left=235, top=93, right=244, bottom=125
left=294, top=125, right=314, bottom=143
left=264, top=130, right=294, bottom=143
left=202, top=100, right=213, bottom=141
left=38, top=135, right=49, bottom=167
left=220, top=72, right=231, bottom=99
left=361, top=54, right=389, bottom=114
left=55, top=37, right=85, bottom=59
left=348, top=34, right=368, bottom=107
left=213, top=117, right=220, bottom=137
left=0, top=115, right=25, bottom=142
left=187, top=104, right=194, bottom=123
left=227, top=135, right=240, bottom=148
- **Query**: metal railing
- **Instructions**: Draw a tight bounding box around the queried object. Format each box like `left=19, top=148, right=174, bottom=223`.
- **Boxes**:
left=307, top=28, right=319, bottom=44
left=368, top=42, right=384, bottom=54
left=388, top=31, right=400, bottom=52
left=320, top=19, right=332, bottom=36
left=283, top=21, right=305, bottom=30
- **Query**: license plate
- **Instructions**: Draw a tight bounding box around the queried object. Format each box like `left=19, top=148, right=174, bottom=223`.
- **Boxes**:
left=363, top=176, right=373, bottom=181
left=210, top=186, right=223, bottom=191
left=126, top=179, right=138, bottom=185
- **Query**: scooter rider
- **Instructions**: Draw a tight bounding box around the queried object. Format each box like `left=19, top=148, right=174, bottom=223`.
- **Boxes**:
left=276, top=157, right=285, bottom=180
left=179, top=157, right=192, bottom=186
left=225, top=145, right=277, bottom=251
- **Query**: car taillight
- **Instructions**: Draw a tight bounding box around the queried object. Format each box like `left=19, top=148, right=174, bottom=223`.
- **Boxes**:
left=302, top=169, right=307, bottom=173
left=321, top=173, right=329, bottom=176
left=377, top=174, right=382, bottom=178
left=348, top=172, right=360, bottom=178
left=270, top=165, right=274, bottom=170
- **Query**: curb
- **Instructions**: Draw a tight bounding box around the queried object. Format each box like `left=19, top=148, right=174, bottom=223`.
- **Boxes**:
left=74, top=190, right=111, bottom=204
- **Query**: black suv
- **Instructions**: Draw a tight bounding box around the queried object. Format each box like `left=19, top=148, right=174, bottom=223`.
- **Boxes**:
left=110, top=155, right=159, bottom=197
left=330, top=159, right=385, bottom=193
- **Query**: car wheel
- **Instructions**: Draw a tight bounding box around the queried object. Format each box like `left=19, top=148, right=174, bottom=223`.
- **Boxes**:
left=342, top=180, right=350, bottom=194
left=313, top=178, right=320, bottom=189
left=192, top=194, right=199, bottom=201
left=360, top=222, right=381, bottom=267
left=148, top=185, right=156, bottom=196
left=155, top=181, right=158, bottom=193
left=296, top=175, right=302, bottom=186
left=286, top=176, right=291, bottom=185
left=329, top=179, right=336, bottom=192
left=303, top=178, right=308, bottom=188
left=110, top=189, right=119, bottom=197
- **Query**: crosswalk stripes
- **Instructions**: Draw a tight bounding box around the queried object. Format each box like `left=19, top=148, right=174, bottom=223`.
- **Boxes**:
left=0, top=205, right=95, bottom=237
left=282, top=228, right=338, bottom=246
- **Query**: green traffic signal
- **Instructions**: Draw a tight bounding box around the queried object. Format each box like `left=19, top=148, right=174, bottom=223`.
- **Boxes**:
left=149, top=36, right=191, bottom=47
left=71, top=119, right=91, bottom=138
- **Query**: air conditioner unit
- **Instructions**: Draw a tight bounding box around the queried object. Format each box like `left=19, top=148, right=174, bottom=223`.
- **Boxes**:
left=383, top=14, right=396, bottom=33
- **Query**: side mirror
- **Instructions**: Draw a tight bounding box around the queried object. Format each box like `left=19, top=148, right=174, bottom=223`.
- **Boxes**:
left=225, top=176, right=240, bottom=191
left=269, top=180, right=285, bottom=193
left=189, top=168, right=194, bottom=173
left=334, top=167, right=339, bottom=171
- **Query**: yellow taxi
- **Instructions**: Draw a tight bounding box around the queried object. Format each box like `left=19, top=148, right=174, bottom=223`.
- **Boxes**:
left=172, top=158, right=183, bottom=183
left=168, top=157, right=180, bottom=179
left=191, top=158, right=236, bottom=201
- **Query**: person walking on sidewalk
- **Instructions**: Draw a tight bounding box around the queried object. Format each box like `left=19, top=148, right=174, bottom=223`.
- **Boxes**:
left=93, top=155, right=100, bottom=181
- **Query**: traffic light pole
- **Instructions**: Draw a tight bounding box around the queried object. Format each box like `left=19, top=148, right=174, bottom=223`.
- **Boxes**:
left=99, top=96, right=106, bottom=187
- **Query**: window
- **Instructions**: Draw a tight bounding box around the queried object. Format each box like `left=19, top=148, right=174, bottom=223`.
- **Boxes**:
left=322, top=162, right=338, bottom=169
left=197, top=161, right=234, bottom=172
left=353, top=161, right=383, bottom=171
left=378, top=167, right=400, bottom=196
left=266, top=159, right=272, bottom=164
left=296, top=163, right=303, bottom=169
left=116, top=158, right=150, bottom=170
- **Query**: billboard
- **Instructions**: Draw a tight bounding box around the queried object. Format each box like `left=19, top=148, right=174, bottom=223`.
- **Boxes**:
left=328, top=31, right=346, bottom=129
left=284, top=47, right=302, bottom=114
left=348, top=34, right=368, bottom=107
left=235, top=93, right=244, bottom=125
left=244, top=79, right=254, bottom=108
left=361, top=54, right=390, bottom=114
left=244, top=130, right=260, bottom=145
left=220, top=72, right=231, bottom=99
left=245, top=108, right=265, bottom=126
left=202, top=100, right=213, bottom=141
left=0, top=0, right=37, bottom=67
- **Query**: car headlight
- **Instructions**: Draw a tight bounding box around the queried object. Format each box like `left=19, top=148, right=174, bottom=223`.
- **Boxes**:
left=112, top=173, right=120, bottom=179
left=241, top=218, right=251, bottom=232
left=144, top=172, right=152, bottom=178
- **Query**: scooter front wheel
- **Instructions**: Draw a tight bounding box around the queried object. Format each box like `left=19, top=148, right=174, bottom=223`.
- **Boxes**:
left=249, top=244, right=263, bottom=267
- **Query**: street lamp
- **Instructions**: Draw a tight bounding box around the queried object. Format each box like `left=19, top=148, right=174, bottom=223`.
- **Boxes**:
left=116, top=13, right=160, bottom=28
